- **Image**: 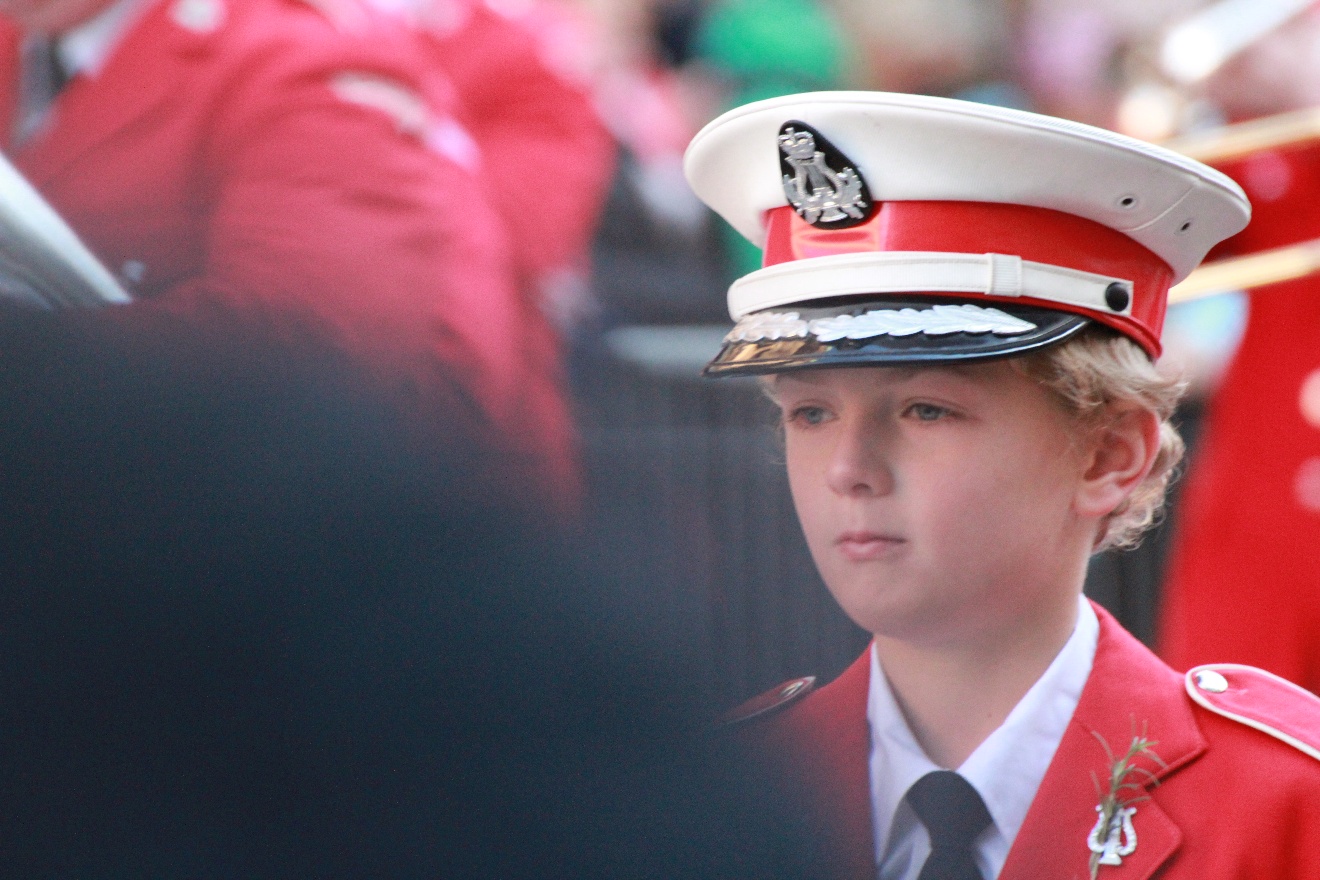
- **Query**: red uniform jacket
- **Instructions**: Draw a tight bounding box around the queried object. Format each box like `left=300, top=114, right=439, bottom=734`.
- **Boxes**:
left=0, top=0, right=573, bottom=500
left=413, top=0, right=618, bottom=505
left=418, top=0, right=614, bottom=289
left=1159, top=144, right=1320, bottom=692
left=734, top=603, right=1320, bottom=880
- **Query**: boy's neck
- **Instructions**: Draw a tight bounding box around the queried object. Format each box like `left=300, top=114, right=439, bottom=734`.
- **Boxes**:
left=874, top=592, right=1082, bottom=769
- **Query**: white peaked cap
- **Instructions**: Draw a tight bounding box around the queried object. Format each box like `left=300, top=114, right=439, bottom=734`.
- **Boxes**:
left=684, top=91, right=1251, bottom=374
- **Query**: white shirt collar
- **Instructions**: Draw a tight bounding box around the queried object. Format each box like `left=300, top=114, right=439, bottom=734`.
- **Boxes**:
left=867, top=595, right=1099, bottom=880
left=56, top=0, right=158, bottom=78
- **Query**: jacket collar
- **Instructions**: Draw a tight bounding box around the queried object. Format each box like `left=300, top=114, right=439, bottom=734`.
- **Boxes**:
left=780, top=602, right=1206, bottom=880
left=1000, top=602, right=1207, bottom=880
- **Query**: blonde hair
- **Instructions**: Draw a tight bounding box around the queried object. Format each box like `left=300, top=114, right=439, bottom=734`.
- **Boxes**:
left=1013, top=326, right=1187, bottom=552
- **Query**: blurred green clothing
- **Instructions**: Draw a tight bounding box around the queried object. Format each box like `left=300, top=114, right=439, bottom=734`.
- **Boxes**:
left=695, top=0, right=855, bottom=276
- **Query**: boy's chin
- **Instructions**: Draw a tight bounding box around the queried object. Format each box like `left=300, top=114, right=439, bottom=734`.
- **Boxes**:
left=830, top=590, right=957, bottom=645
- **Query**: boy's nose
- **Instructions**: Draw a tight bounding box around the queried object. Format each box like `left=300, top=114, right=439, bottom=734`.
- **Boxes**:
left=826, top=420, right=895, bottom=498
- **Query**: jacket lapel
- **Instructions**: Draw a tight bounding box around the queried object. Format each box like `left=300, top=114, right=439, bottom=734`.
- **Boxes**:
left=1000, top=603, right=1206, bottom=880
left=14, top=0, right=218, bottom=186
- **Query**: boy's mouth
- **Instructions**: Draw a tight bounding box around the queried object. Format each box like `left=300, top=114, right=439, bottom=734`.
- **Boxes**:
left=836, top=531, right=905, bottom=561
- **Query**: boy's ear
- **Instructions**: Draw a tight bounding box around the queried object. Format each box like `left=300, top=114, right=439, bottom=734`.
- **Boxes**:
left=1073, top=406, right=1160, bottom=519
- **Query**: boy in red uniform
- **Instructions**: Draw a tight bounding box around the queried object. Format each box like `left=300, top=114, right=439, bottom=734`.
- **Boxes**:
left=686, top=92, right=1320, bottom=879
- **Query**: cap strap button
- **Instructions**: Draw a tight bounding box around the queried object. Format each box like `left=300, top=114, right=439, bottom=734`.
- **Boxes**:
left=1104, top=282, right=1131, bottom=312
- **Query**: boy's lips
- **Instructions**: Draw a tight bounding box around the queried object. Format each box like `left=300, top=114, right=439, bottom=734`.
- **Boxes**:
left=836, top=531, right=905, bottom=561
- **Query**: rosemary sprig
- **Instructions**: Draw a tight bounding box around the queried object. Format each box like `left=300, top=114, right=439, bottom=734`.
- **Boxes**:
left=1088, top=724, right=1166, bottom=879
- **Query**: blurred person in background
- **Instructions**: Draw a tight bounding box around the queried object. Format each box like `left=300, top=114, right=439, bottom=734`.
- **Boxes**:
left=1153, top=4, right=1320, bottom=694
left=0, top=3, right=821, bottom=865
left=0, top=0, right=574, bottom=507
left=376, top=0, right=618, bottom=502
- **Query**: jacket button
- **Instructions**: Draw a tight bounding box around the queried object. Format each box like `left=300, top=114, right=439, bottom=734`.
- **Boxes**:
left=1194, top=669, right=1229, bottom=693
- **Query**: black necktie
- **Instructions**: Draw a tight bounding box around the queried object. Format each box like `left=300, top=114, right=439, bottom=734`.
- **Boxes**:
left=906, top=770, right=992, bottom=880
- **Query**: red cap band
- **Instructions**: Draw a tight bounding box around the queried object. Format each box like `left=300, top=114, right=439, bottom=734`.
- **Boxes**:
left=762, top=201, right=1175, bottom=356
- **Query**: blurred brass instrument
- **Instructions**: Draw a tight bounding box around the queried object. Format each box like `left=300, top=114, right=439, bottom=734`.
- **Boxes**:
left=0, top=150, right=130, bottom=308
left=1168, top=238, right=1320, bottom=303
left=1154, top=0, right=1320, bottom=304
left=1165, top=107, right=1320, bottom=162
left=1166, top=108, right=1320, bottom=304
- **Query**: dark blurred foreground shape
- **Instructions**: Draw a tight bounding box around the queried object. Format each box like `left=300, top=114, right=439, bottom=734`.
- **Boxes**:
left=0, top=316, right=811, bottom=878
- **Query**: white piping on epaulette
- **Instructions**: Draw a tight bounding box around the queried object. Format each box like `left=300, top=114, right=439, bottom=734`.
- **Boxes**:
left=1185, top=663, right=1320, bottom=762
left=726, top=251, right=1134, bottom=321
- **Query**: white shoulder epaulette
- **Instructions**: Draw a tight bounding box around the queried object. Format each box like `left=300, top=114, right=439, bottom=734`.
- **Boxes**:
left=1186, top=663, right=1320, bottom=762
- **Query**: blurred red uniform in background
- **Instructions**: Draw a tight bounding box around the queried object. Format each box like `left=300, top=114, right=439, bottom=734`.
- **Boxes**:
left=403, top=0, right=617, bottom=506
left=413, top=0, right=613, bottom=304
left=1159, top=142, right=1320, bottom=693
left=1158, top=10, right=1320, bottom=693
left=0, top=0, right=576, bottom=505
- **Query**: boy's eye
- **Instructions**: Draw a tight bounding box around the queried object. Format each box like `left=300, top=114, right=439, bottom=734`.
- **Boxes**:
left=786, top=405, right=831, bottom=427
left=905, top=402, right=951, bottom=422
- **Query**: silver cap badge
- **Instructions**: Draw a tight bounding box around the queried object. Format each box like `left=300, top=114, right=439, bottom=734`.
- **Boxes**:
left=778, top=120, right=873, bottom=229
